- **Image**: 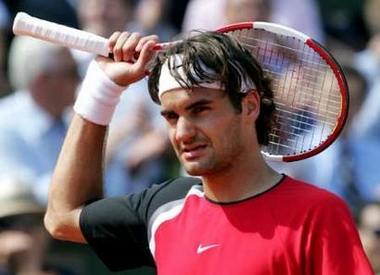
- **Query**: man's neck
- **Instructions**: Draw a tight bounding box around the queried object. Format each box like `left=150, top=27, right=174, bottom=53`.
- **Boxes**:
left=201, top=159, right=281, bottom=203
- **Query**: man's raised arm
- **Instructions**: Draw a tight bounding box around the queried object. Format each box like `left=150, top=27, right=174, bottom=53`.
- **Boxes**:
left=44, top=32, right=159, bottom=243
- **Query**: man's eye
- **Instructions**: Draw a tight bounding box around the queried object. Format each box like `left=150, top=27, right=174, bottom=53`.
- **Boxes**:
left=170, top=113, right=179, bottom=119
left=193, top=106, right=209, bottom=114
left=163, top=113, right=178, bottom=122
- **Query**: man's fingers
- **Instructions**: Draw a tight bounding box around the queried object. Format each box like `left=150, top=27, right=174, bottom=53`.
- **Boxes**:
left=135, top=34, right=159, bottom=52
left=134, top=40, right=157, bottom=71
left=112, top=32, right=142, bottom=62
left=107, top=32, right=159, bottom=63
left=99, top=32, right=159, bottom=86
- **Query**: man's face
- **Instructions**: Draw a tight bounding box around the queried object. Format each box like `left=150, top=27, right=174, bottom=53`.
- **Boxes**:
left=78, top=0, right=131, bottom=37
left=160, top=87, right=247, bottom=176
left=42, top=48, right=79, bottom=113
left=225, top=0, right=270, bottom=23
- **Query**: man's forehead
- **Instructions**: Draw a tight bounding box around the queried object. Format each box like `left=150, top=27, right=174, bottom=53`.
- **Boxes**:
left=158, top=54, right=223, bottom=100
left=160, top=87, right=226, bottom=107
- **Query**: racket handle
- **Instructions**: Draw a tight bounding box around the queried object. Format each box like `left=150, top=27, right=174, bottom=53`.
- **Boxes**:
left=12, top=12, right=110, bottom=57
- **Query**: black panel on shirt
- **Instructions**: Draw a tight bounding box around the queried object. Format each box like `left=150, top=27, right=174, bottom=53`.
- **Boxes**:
left=80, top=177, right=202, bottom=272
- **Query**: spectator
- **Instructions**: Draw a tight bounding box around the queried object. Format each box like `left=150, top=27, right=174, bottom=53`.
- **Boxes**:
left=165, top=0, right=191, bottom=33
left=127, top=0, right=178, bottom=42
left=352, top=0, right=380, bottom=140
left=357, top=202, right=380, bottom=274
left=0, top=0, right=11, bottom=97
left=317, top=0, right=368, bottom=51
left=74, top=0, right=177, bottom=196
left=3, top=0, right=78, bottom=29
left=182, top=0, right=324, bottom=43
left=74, top=0, right=178, bottom=75
left=347, top=0, right=380, bottom=208
left=353, top=0, right=380, bottom=87
left=73, top=0, right=135, bottom=76
left=0, top=36, right=80, bottom=205
left=0, top=174, right=75, bottom=275
left=182, top=0, right=271, bottom=33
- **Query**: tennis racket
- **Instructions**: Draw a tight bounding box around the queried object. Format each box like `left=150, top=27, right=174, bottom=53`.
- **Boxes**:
left=12, top=12, right=349, bottom=162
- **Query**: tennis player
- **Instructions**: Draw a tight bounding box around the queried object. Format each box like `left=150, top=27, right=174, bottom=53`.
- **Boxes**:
left=44, top=31, right=375, bottom=274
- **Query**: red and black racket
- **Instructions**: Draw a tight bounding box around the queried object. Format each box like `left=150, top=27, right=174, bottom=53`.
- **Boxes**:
left=13, top=12, right=348, bottom=162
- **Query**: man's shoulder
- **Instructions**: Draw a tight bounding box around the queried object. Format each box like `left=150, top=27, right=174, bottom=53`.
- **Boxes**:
left=149, top=177, right=202, bottom=198
left=0, top=91, right=31, bottom=122
left=168, top=176, right=202, bottom=186
left=282, top=175, right=346, bottom=204
left=143, top=177, right=202, bottom=218
left=274, top=176, right=353, bottom=221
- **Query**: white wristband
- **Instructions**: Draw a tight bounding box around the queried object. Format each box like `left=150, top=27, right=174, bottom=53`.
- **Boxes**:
left=73, top=60, right=127, bottom=125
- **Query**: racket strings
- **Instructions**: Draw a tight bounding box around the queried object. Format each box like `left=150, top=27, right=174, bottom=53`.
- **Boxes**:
left=226, top=28, right=342, bottom=157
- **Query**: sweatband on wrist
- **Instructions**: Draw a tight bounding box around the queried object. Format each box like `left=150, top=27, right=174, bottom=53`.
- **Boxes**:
left=73, top=60, right=127, bottom=126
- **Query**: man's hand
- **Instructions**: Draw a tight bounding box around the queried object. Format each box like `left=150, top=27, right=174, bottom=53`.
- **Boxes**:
left=97, top=32, right=159, bottom=86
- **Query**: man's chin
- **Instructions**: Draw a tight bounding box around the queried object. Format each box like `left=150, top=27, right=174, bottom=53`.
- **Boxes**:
left=183, top=164, right=213, bottom=177
left=182, top=164, right=204, bottom=176
left=185, top=170, right=201, bottom=177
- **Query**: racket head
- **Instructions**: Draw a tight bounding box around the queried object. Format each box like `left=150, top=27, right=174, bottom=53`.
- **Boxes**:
left=216, top=22, right=349, bottom=162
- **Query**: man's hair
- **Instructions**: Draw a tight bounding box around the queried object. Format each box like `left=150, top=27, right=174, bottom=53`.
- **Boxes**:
left=148, top=31, right=276, bottom=145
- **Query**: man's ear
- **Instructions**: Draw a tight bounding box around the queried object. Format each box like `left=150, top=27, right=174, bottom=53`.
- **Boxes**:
left=244, top=89, right=260, bottom=117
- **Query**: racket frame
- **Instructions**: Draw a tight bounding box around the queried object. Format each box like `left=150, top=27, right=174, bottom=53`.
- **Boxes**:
left=216, top=22, right=349, bottom=162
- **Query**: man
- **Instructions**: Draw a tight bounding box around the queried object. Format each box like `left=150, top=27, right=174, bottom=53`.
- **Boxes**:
left=75, top=0, right=176, bottom=196
left=0, top=174, right=76, bottom=275
left=358, top=202, right=380, bottom=274
left=44, top=31, right=374, bottom=274
left=0, top=36, right=79, bottom=205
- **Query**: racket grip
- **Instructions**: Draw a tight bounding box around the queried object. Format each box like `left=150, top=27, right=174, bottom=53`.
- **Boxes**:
left=12, top=12, right=110, bottom=57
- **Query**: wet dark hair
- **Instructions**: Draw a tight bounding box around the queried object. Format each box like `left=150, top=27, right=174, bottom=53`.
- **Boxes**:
left=148, top=31, right=276, bottom=145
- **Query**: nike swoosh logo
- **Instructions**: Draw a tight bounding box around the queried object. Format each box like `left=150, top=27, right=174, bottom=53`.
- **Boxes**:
left=197, top=244, right=221, bottom=254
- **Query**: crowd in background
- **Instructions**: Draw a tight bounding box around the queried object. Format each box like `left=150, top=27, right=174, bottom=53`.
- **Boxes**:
left=0, top=0, right=378, bottom=274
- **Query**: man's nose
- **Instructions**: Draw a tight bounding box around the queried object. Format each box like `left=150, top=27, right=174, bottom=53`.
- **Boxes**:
left=175, top=116, right=196, bottom=142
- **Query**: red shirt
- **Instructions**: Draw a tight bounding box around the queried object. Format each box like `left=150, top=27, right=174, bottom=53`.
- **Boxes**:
left=81, top=176, right=375, bottom=274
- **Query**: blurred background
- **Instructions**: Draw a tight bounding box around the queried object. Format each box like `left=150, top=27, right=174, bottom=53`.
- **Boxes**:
left=0, top=0, right=378, bottom=274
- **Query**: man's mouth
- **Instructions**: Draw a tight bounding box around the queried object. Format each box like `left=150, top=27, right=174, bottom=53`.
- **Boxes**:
left=181, top=144, right=207, bottom=160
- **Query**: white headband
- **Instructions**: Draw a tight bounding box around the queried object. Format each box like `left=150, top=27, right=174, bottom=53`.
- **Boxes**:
left=157, top=54, right=256, bottom=99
